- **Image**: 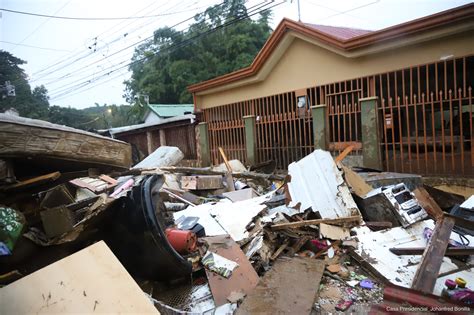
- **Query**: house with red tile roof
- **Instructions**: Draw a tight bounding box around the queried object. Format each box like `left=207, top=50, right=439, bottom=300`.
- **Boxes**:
left=189, top=4, right=474, bottom=176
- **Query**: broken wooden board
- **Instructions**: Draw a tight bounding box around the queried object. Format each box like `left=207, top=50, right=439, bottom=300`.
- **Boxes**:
left=0, top=241, right=159, bottom=314
left=236, top=257, right=325, bottom=315
left=0, top=171, right=60, bottom=192
left=202, top=235, right=259, bottom=307
left=412, top=187, right=444, bottom=220
left=341, top=165, right=373, bottom=197
left=411, top=216, right=456, bottom=293
left=271, top=216, right=361, bottom=230
left=0, top=114, right=132, bottom=170
left=181, top=175, right=223, bottom=190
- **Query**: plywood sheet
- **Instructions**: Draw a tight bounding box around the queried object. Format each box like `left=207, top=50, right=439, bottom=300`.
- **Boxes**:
left=236, top=257, right=325, bottom=315
left=0, top=241, right=159, bottom=314
left=203, top=235, right=259, bottom=306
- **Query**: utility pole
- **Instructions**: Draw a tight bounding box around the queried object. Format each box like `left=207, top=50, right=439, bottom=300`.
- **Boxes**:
left=297, top=0, right=301, bottom=21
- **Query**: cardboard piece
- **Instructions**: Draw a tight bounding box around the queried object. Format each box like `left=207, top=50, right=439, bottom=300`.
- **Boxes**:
left=320, top=223, right=350, bottom=240
left=0, top=241, right=159, bottom=314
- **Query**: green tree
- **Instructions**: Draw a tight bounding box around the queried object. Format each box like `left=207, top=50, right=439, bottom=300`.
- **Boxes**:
left=124, top=0, right=272, bottom=104
left=0, top=50, right=50, bottom=119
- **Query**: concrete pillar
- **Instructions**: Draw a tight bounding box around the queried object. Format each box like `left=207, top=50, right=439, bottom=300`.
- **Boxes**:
left=198, top=122, right=211, bottom=166
left=360, top=96, right=382, bottom=170
left=311, top=104, right=327, bottom=150
left=243, top=115, right=256, bottom=165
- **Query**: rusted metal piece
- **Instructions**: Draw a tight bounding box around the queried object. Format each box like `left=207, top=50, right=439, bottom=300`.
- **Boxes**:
left=369, top=283, right=463, bottom=315
left=236, top=257, right=325, bottom=315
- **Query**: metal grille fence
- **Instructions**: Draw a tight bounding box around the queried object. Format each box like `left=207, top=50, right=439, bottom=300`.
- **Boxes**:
left=377, top=56, right=473, bottom=175
left=202, top=55, right=473, bottom=175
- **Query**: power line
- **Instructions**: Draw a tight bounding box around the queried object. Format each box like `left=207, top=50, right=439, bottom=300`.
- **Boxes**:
left=47, top=0, right=266, bottom=96
left=9, top=1, right=72, bottom=52
left=0, top=6, right=213, bottom=20
left=0, top=40, right=71, bottom=52
left=50, top=1, right=285, bottom=102
left=31, top=1, right=216, bottom=82
left=45, top=0, right=240, bottom=91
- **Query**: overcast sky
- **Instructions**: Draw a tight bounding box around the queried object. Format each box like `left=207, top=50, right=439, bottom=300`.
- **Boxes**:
left=0, top=0, right=471, bottom=108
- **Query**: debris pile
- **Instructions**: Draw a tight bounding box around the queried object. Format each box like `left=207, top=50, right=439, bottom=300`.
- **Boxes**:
left=1, top=119, right=473, bottom=314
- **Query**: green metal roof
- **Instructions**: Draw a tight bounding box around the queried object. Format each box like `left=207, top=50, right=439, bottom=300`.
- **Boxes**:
left=147, top=104, right=194, bottom=117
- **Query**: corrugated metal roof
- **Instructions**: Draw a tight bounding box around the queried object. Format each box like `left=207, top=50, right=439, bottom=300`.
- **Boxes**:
left=287, top=150, right=360, bottom=219
left=148, top=104, right=194, bottom=117
left=303, top=24, right=372, bottom=40
left=100, top=114, right=195, bottom=135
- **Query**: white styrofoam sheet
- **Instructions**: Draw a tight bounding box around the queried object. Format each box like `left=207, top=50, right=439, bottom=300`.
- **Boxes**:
left=173, top=192, right=274, bottom=242
left=288, top=150, right=359, bottom=218
left=353, top=219, right=474, bottom=296
left=460, top=195, right=474, bottom=209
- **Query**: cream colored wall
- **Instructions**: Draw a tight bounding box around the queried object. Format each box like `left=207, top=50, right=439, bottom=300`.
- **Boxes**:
left=196, top=30, right=474, bottom=109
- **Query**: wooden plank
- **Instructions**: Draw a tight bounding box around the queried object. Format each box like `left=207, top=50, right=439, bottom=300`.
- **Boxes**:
left=390, top=247, right=474, bottom=256
left=413, top=187, right=444, bottom=220
left=218, top=147, right=235, bottom=192
left=341, top=165, right=372, bottom=197
left=1, top=172, right=60, bottom=192
left=203, top=235, right=259, bottom=306
left=334, top=145, right=354, bottom=163
left=0, top=241, right=159, bottom=314
left=181, top=175, right=223, bottom=190
left=236, top=258, right=325, bottom=315
left=411, top=216, right=456, bottom=293
left=271, top=216, right=361, bottom=230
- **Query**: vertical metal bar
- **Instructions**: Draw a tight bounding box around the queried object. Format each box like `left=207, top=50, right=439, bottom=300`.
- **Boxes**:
left=284, top=92, right=290, bottom=167
left=470, top=87, right=473, bottom=169
left=463, top=57, right=466, bottom=98
left=414, top=94, right=420, bottom=172
left=426, top=64, right=429, bottom=97
left=435, top=62, right=439, bottom=101
left=444, top=61, right=448, bottom=97
left=422, top=93, right=428, bottom=173
left=449, top=90, right=455, bottom=172
left=402, top=69, right=406, bottom=103
left=453, top=58, right=457, bottom=93
left=440, top=91, right=446, bottom=173
left=389, top=97, right=397, bottom=171
left=381, top=98, right=390, bottom=171
left=430, top=93, right=437, bottom=173
left=458, top=89, right=464, bottom=174
left=417, top=66, right=421, bottom=98
left=410, top=67, right=413, bottom=104
left=397, top=96, right=405, bottom=173
left=405, top=95, right=412, bottom=173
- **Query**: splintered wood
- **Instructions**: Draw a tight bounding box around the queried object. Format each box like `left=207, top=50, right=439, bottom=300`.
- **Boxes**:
left=236, top=257, right=325, bottom=315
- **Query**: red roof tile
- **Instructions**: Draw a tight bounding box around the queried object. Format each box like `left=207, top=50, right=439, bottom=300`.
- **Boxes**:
left=303, top=23, right=372, bottom=40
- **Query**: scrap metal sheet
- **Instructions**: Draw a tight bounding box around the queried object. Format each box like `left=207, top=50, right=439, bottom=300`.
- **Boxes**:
left=288, top=150, right=359, bottom=218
